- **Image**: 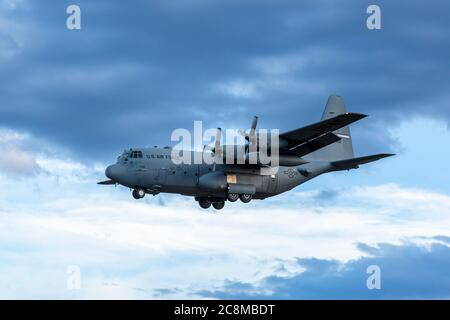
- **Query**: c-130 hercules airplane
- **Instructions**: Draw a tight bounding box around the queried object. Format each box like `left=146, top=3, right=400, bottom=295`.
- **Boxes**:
left=99, top=95, right=394, bottom=210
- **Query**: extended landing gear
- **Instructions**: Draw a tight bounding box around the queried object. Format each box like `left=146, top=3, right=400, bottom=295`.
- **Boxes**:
left=239, top=194, right=252, bottom=203
left=227, top=193, right=239, bottom=202
left=197, top=198, right=225, bottom=210
left=227, top=192, right=252, bottom=203
left=212, top=201, right=225, bottom=210
left=198, top=198, right=211, bottom=209
left=132, top=187, right=146, bottom=199
left=196, top=194, right=252, bottom=209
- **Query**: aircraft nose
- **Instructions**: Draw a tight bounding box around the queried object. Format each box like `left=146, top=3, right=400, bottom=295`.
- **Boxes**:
left=105, top=164, right=126, bottom=181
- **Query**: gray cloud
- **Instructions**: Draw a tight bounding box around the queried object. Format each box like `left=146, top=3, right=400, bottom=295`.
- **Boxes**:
left=1, top=0, right=449, bottom=161
left=313, top=189, right=340, bottom=205
left=197, top=240, right=450, bottom=299
left=433, top=235, right=450, bottom=245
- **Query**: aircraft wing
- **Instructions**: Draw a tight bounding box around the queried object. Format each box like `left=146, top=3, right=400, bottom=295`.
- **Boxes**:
left=285, top=132, right=341, bottom=157
left=279, top=112, right=367, bottom=149
left=331, top=153, right=395, bottom=170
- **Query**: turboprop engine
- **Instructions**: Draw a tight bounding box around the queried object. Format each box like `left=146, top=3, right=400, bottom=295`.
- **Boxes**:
left=198, top=171, right=227, bottom=191
left=204, top=116, right=308, bottom=169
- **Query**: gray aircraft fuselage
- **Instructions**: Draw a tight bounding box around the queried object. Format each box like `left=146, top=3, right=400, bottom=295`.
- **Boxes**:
left=105, top=147, right=331, bottom=200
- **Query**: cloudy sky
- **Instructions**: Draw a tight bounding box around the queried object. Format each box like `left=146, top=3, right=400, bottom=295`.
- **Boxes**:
left=0, top=0, right=449, bottom=299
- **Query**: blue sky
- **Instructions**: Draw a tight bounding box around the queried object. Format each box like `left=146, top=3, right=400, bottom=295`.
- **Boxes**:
left=0, top=0, right=449, bottom=299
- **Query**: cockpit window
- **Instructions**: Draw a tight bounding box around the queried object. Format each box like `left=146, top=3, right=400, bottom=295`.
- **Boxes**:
left=117, top=150, right=143, bottom=164
left=130, top=150, right=143, bottom=158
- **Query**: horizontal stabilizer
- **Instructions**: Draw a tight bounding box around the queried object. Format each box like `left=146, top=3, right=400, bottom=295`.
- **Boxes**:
left=280, top=112, right=367, bottom=146
left=331, top=153, right=395, bottom=170
left=97, top=179, right=116, bottom=185
left=288, top=132, right=341, bottom=157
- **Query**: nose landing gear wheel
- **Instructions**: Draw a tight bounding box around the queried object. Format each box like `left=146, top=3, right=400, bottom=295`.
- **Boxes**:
left=132, top=188, right=146, bottom=199
left=227, top=193, right=239, bottom=202
left=198, top=198, right=211, bottom=209
left=212, top=201, right=225, bottom=210
left=239, top=194, right=252, bottom=203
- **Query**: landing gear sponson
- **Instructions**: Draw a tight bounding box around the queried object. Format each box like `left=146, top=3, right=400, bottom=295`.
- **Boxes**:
left=195, top=193, right=252, bottom=210
left=131, top=187, right=252, bottom=210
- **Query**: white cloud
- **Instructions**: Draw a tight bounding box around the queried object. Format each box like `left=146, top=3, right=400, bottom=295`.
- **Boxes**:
left=1, top=178, right=450, bottom=298
left=213, top=79, right=259, bottom=98
left=0, top=0, right=26, bottom=10
left=212, top=77, right=324, bottom=99
left=251, top=53, right=309, bottom=75
left=0, top=0, right=29, bottom=61
left=0, top=129, right=40, bottom=176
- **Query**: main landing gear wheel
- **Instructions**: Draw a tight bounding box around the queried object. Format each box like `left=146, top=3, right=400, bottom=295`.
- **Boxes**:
left=227, top=193, right=239, bottom=202
left=239, top=194, right=252, bottom=203
left=132, top=188, right=146, bottom=199
left=212, top=201, right=225, bottom=210
left=198, top=198, right=211, bottom=209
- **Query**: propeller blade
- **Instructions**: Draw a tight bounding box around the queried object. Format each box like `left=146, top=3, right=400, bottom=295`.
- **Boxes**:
left=213, top=128, right=222, bottom=171
left=238, top=116, right=258, bottom=141
left=214, top=128, right=222, bottom=158
left=248, top=116, right=258, bottom=152
left=251, top=116, right=258, bottom=131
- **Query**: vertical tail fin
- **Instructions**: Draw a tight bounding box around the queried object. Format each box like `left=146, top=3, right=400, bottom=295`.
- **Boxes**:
left=305, top=95, right=355, bottom=161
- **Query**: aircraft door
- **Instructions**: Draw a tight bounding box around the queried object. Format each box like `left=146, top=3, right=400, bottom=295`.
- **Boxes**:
left=263, top=175, right=278, bottom=194
left=183, top=164, right=198, bottom=186
left=157, top=169, right=168, bottom=185
left=131, top=160, right=149, bottom=186
left=139, top=169, right=157, bottom=188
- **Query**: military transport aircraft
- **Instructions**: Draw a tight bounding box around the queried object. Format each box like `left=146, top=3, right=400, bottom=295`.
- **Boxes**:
left=98, top=95, right=394, bottom=210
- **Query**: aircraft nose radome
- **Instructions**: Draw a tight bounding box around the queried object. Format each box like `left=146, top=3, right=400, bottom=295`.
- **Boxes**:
left=105, top=164, right=126, bottom=181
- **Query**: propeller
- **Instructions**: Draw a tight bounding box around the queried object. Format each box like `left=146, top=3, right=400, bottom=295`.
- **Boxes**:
left=204, top=117, right=258, bottom=167
left=238, top=116, right=258, bottom=154
left=203, top=128, right=223, bottom=171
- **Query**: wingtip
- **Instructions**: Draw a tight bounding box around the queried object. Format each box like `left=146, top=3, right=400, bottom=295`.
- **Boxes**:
left=344, top=112, right=368, bottom=118
left=377, top=153, right=396, bottom=160
left=355, top=112, right=368, bottom=118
